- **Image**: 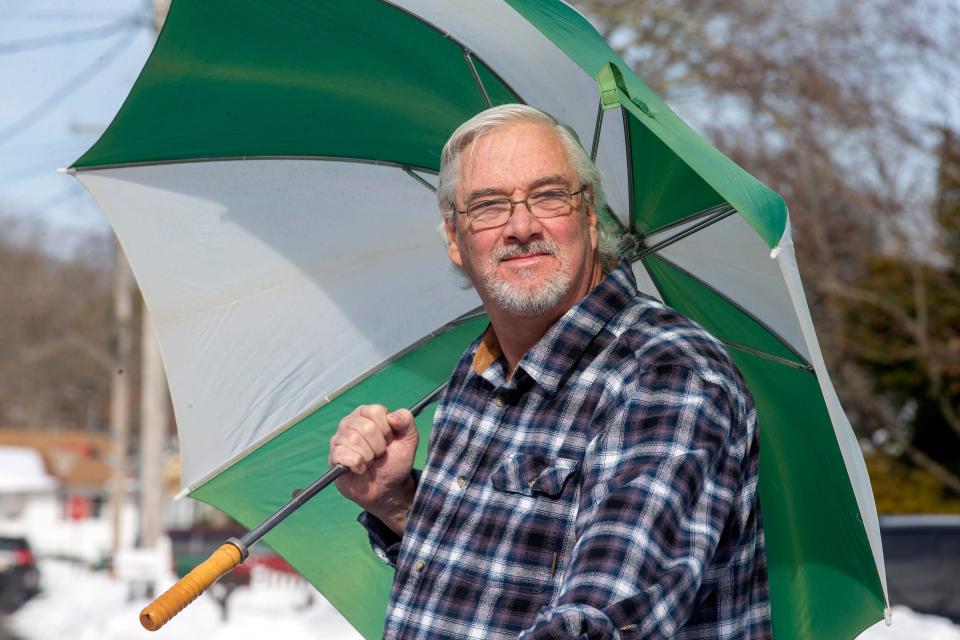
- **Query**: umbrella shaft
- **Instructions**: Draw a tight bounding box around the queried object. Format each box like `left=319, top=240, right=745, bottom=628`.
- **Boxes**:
left=238, top=380, right=448, bottom=549
left=240, top=464, right=345, bottom=548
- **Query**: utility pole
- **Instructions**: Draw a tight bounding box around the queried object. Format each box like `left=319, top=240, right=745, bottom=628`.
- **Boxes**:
left=138, top=0, right=172, bottom=551
left=109, top=242, right=134, bottom=561
left=138, top=316, right=167, bottom=548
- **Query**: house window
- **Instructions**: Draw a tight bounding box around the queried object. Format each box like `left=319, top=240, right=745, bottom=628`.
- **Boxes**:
left=90, top=495, right=105, bottom=518
left=0, top=494, right=25, bottom=519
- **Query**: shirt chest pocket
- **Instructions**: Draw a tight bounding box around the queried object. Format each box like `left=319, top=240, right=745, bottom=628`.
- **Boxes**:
left=452, top=454, right=580, bottom=597
left=490, top=453, right=579, bottom=498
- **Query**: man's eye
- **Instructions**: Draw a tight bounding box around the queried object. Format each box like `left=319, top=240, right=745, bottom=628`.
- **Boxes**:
left=468, top=200, right=509, bottom=216
left=530, top=190, right=570, bottom=210
left=530, top=189, right=567, bottom=202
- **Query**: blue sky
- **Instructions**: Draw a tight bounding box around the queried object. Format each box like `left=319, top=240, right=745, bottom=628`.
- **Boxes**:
left=2, top=0, right=956, bottom=249
left=0, top=0, right=156, bottom=240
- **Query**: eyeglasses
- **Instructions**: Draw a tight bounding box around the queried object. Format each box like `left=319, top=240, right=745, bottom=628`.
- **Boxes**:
left=454, top=186, right=587, bottom=230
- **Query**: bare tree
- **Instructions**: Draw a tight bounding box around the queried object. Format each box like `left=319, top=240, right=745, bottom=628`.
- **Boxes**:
left=575, top=0, right=960, bottom=493
left=0, top=210, right=117, bottom=430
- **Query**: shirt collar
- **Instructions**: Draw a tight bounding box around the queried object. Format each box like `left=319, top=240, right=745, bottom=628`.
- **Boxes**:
left=471, top=326, right=503, bottom=375
left=470, top=260, right=638, bottom=393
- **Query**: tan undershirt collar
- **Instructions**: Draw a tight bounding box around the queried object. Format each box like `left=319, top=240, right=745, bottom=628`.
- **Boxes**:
left=472, top=326, right=503, bottom=375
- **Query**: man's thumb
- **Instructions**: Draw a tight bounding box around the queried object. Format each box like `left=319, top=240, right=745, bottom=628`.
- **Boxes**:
left=386, top=409, right=415, bottom=435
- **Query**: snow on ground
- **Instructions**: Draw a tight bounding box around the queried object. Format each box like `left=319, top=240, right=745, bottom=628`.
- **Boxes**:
left=7, top=559, right=362, bottom=640
left=7, top=559, right=960, bottom=639
left=858, top=607, right=960, bottom=640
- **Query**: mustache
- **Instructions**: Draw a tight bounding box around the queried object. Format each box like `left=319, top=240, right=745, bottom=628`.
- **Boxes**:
left=492, top=240, right=560, bottom=263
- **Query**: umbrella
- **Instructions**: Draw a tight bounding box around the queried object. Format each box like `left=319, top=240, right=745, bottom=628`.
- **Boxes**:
left=69, top=1, right=888, bottom=638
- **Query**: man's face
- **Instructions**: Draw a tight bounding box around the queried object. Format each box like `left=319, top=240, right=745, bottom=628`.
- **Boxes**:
left=445, top=121, right=598, bottom=318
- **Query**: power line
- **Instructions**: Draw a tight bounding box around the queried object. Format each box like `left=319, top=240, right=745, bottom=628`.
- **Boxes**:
left=0, top=14, right=146, bottom=55
left=0, top=26, right=141, bottom=147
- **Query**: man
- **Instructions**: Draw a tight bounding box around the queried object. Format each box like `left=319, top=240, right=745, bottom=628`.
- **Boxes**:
left=329, top=104, right=770, bottom=639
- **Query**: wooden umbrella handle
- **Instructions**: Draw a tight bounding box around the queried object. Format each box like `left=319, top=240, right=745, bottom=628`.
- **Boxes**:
left=139, top=539, right=247, bottom=631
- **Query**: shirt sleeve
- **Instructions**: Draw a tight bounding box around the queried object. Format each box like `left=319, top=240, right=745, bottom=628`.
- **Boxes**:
left=357, top=510, right=403, bottom=566
left=518, top=361, right=758, bottom=639
left=356, top=468, right=422, bottom=568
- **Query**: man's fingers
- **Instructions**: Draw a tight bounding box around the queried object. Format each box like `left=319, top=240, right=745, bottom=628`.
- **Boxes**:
left=330, top=444, right=368, bottom=475
left=330, top=405, right=413, bottom=473
left=344, top=429, right=378, bottom=461
left=357, top=404, right=393, bottom=437
left=386, top=408, right=415, bottom=435
left=330, top=427, right=375, bottom=467
left=359, top=417, right=393, bottom=453
left=339, top=413, right=391, bottom=456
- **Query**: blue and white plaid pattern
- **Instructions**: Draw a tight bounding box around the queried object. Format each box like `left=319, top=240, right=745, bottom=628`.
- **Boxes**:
left=363, top=262, right=770, bottom=639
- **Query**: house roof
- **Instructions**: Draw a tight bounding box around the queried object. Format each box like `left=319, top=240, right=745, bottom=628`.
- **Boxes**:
left=0, top=429, right=116, bottom=489
left=0, top=446, right=58, bottom=493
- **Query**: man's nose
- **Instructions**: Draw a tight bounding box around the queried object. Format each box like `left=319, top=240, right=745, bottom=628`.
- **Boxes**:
left=502, top=201, right=543, bottom=242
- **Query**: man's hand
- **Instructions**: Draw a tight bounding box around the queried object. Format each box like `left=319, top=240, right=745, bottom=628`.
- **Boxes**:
left=329, top=404, right=419, bottom=535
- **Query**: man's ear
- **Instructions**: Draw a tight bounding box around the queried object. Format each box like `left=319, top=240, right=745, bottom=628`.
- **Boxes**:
left=587, top=205, right=598, bottom=252
left=444, top=217, right=464, bottom=268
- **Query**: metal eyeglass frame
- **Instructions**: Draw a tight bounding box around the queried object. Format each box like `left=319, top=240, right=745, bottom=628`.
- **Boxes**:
left=453, top=186, right=587, bottom=229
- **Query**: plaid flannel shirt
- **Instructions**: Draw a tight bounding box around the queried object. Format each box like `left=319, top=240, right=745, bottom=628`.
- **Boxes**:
left=360, top=261, right=770, bottom=639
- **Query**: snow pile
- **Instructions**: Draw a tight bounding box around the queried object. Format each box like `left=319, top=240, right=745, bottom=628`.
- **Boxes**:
left=0, top=447, right=57, bottom=493
left=9, top=559, right=362, bottom=640
left=9, top=559, right=960, bottom=640
left=857, top=607, right=960, bottom=640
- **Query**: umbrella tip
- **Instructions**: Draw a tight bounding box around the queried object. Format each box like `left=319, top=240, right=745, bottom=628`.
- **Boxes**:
left=884, top=607, right=892, bottom=626
left=57, top=167, right=73, bottom=175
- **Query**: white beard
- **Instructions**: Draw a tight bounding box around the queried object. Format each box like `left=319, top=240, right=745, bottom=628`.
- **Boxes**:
left=478, top=239, right=573, bottom=316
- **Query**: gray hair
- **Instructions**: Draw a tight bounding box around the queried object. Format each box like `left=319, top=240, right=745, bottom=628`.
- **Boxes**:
left=436, top=104, right=622, bottom=272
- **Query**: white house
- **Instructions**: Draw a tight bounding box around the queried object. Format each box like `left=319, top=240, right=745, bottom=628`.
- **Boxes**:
left=0, top=433, right=138, bottom=564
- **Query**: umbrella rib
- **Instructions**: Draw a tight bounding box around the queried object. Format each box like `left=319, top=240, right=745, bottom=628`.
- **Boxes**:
left=633, top=204, right=736, bottom=260
left=621, top=106, right=636, bottom=235
left=717, top=340, right=814, bottom=371
left=455, top=307, right=489, bottom=323
left=634, top=207, right=736, bottom=260
left=639, top=202, right=734, bottom=238
left=377, top=0, right=524, bottom=105
left=590, top=101, right=603, bottom=162
left=630, top=205, right=814, bottom=369
left=643, top=253, right=814, bottom=370
left=587, top=104, right=635, bottom=248
left=69, top=155, right=442, bottom=174
left=409, top=380, right=451, bottom=415
left=403, top=166, right=437, bottom=193
left=463, top=49, right=493, bottom=108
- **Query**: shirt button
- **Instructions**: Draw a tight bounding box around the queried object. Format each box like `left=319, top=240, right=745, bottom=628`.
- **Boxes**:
left=415, top=560, right=425, bottom=572
left=494, top=396, right=504, bottom=407
left=457, top=476, right=466, bottom=488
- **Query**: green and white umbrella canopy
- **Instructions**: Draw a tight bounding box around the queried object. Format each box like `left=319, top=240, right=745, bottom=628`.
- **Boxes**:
left=70, top=1, right=888, bottom=638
